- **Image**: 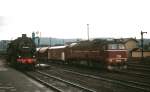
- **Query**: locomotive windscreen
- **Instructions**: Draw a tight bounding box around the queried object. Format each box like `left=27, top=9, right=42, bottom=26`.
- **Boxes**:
left=107, top=44, right=125, bottom=50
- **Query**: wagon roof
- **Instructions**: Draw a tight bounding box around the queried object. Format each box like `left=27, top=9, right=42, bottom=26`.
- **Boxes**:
left=49, top=46, right=66, bottom=49
left=37, top=47, right=49, bottom=53
left=71, top=39, right=107, bottom=46
left=69, top=39, right=124, bottom=49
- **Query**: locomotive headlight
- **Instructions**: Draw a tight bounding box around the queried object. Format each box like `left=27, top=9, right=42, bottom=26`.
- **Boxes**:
left=18, top=56, right=21, bottom=58
left=124, top=58, right=127, bottom=61
left=108, top=59, right=113, bottom=63
left=33, top=56, right=35, bottom=58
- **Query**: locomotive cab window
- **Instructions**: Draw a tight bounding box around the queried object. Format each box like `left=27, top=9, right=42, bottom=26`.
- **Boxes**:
left=118, top=44, right=125, bottom=49
left=108, top=44, right=117, bottom=49
left=107, top=44, right=125, bottom=50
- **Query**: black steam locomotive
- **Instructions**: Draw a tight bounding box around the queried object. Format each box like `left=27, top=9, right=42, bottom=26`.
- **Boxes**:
left=7, top=34, right=36, bottom=69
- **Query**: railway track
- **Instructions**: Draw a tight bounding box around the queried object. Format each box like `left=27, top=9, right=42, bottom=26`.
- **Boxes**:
left=55, top=69, right=150, bottom=92
left=128, top=64, right=150, bottom=69
left=34, top=62, right=150, bottom=91
left=25, top=71, right=96, bottom=92
left=39, top=63, right=150, bottom=92
left=46, top=62, right=150, bottom=80
left=127, top=61, right=150, bottom=66
left=115, top=69, right=150, bottom=79
left=127, top=65, right=150, bottom=73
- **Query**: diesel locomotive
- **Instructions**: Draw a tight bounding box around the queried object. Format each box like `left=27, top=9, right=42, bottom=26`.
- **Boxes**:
left=37, top=39, right=128, bottom=70
left=7, top=34, right=36, bottom=69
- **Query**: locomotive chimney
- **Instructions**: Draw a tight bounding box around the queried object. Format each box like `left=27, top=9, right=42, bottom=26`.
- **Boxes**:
left=22, top=34, right=27, bottom=38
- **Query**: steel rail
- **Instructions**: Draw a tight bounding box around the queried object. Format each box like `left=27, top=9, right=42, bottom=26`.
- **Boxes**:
left=128, top=64, right=150, bottom=69
left=36, top=70, right=96, bottom=92
left=24, top=72, right=64, bottom=92
left=115, top=70, right=150, bottom=78
left=127, top=67, right=150, bottom=72
left=60, top=69, right=150, bottom=92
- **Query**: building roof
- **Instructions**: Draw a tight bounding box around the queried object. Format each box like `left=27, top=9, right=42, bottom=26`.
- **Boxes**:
left=120, top=38, right=138, bottom=43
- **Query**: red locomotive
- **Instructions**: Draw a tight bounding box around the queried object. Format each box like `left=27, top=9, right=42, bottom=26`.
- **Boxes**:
left=38, top=39, right=128, bottom=70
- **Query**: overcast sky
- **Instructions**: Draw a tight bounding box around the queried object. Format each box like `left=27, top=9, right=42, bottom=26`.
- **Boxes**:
left=0, top=0, right=150, bottom=40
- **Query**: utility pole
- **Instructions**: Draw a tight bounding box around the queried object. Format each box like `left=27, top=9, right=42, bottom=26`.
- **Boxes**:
left=87, top=24, right=89, bottom=41
left=141, top=31, right=147, bottom=61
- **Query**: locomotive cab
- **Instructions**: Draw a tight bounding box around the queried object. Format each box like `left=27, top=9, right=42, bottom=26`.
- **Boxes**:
left=104, top=43, right=128, bottom=70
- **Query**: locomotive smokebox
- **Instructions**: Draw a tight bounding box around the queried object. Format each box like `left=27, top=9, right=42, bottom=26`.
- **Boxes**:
left=22, top=34, right=27, bottom=38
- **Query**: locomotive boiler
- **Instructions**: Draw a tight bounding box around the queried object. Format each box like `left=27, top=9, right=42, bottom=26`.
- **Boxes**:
left=7, top=34, right=36, bottom=69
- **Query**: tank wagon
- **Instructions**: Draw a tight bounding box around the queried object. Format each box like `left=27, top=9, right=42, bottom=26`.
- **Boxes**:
left=38, top=39, right=128, bottom=70
left=7, top=34, right=36, bottom=69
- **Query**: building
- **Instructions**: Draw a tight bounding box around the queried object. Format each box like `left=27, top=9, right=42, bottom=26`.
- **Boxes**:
left=131, top=48, right=150, bottom=61
left=123, top=38, right=139, bottom=51
left=0, top=40, right=10, bottom=54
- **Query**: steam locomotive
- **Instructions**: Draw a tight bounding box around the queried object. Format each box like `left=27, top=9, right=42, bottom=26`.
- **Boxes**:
left=7, top=34, right=36, bottom=69
left=37, top=39, right=128, bottom=70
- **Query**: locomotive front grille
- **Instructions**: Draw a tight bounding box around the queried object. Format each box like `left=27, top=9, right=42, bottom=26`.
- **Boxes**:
left=108, top=58, right=127, bottom=64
